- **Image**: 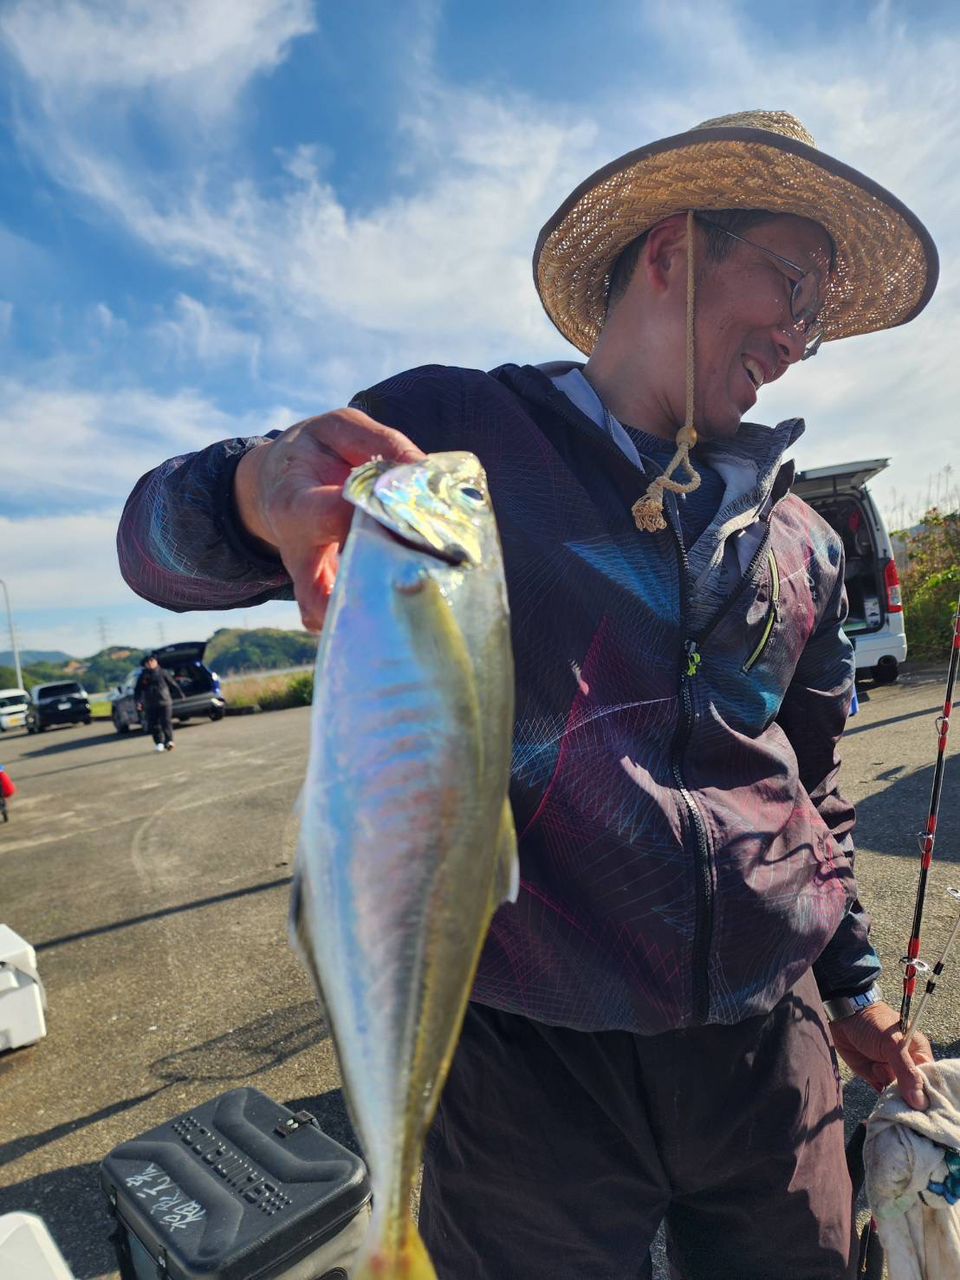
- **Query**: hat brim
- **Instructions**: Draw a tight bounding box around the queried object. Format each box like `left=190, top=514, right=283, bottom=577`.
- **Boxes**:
left=533, top=125, right=939, bottom=355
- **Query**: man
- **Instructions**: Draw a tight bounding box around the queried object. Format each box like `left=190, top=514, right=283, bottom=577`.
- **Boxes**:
left=134, top=653, right=180, bottom=752
left=118, top=111, right=939, bottom=1277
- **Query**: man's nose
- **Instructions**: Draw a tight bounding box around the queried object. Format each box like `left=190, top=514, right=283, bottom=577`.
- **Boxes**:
left=774, top=323, right=806, bottom=366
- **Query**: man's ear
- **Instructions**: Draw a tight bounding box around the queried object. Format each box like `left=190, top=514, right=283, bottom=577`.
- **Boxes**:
left=643, top=214, right=689, bottom=296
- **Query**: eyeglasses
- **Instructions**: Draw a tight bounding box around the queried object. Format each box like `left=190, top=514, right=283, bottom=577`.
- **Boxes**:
left=697, top=217, right=826, bottom=360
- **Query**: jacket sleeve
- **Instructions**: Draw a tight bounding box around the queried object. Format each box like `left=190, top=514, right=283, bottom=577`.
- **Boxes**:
left=775, top=547, right=883, bottom=1001
left=117, top=434, right=292, bottom=612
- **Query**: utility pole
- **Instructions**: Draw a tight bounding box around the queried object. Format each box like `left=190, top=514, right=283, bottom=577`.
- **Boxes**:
left=0, top=579, right=23, bottom=691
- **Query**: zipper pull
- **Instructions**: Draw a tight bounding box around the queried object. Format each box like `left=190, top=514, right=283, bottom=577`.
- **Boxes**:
left=684, top=640, right=701, bottom=678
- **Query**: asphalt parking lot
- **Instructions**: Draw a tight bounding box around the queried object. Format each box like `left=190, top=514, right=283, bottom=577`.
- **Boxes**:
left=1, top=668, right=958, bottom=1279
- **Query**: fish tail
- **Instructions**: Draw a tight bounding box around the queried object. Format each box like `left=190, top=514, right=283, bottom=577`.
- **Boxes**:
left=354, top=1224, right=438, bottom=1280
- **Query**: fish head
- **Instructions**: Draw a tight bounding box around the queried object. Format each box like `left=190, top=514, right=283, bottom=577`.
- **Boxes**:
left=343, top=452, right=494, bottom=568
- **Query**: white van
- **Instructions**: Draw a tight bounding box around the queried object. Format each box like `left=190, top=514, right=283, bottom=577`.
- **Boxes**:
left=0, top=688, right=30, bottom=732
left=792, top=458, right=905, bottom=683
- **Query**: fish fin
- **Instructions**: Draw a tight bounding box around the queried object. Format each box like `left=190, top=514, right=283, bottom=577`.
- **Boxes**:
left=343, top=457, right=392, bottom=509
left=288, top=869, right=326, bottom=1005
left=354, top=1224, right=438, bottom=1280
left=494, top=798, right=520, bottom=904
left=288, top=870, right=311, bottom=974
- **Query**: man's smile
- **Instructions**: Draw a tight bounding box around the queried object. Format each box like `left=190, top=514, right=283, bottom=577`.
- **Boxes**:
left=742, top=355, right=766, bottom=390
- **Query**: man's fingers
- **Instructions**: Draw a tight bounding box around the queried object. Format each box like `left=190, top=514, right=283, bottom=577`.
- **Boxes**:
left=895, top=1062, right=929, bottom=1110
left=279, top=481, right=356, bottom=548
left=240, top=406, right=423, bottom=628
left=903, top=1028, right=935, bottom=1066
left=298, top=408, right=425, bottom=467
left=893, top=1029, right=933, bottom=1109
left=284, top=542, right=342, bottom=634
left=317, top=544, right=340, bottom=597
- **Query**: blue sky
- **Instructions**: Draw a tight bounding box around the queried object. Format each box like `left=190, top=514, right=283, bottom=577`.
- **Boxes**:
left=1, top=0, right=958, bottom=658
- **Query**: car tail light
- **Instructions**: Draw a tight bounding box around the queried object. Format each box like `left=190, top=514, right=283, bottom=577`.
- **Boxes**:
left=885, top=558, right=903, bottom=613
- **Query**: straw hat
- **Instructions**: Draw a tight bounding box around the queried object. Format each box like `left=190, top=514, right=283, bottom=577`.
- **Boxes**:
left=533, top=110, right=938, bottom=355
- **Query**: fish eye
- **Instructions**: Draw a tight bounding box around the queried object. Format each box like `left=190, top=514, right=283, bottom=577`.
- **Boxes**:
left=457, top=485, right=485, bottom=505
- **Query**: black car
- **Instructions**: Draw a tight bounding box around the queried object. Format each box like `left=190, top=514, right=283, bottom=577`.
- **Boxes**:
left=25, top=680, right=92, bottom=733
left=110, top=641, right=226, bottom=734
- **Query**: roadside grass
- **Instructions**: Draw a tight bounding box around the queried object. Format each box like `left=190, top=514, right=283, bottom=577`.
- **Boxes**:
left=223, top=671, right=314, bottom=712
left=89, top=699, right=112, bottom=719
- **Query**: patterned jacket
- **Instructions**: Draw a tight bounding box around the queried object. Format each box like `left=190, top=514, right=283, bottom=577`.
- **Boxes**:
left=118, top=362, right=881, bottom=1033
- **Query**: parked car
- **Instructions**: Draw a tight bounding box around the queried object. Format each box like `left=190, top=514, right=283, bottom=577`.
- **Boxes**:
left=793, top=458, right=905, bottom=683
left=0, top=688, right=29, bottom=733
left=25, top=680, right=92, bottom=732
left=110, top=641, right=226, bottom=734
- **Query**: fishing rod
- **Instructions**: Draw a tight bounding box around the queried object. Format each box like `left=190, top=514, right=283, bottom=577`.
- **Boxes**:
left=899, top=586, right=960, bottom=1034
left=856, top=589, right=960, bottom=1280
left=902, top=888, right=960, bottom=1054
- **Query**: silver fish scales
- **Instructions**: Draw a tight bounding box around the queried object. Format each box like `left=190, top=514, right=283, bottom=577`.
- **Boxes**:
left=291, top=451, right=518, bottom=1280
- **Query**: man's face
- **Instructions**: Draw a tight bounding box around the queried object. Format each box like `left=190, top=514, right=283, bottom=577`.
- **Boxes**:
left=689, top=214, right=832, bottom=438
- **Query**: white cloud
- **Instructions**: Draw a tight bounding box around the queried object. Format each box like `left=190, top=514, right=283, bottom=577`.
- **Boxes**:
left=92, top=302, right=118, bottom=334
left=152, top=294, right=262, bottom=373
left=13, top=89, right=594, bottom=363
left=0, top=0, right=315, bottom=119
left=2, top=510, right=128, bottom=612
left=0, top=377, right=298, bottom=514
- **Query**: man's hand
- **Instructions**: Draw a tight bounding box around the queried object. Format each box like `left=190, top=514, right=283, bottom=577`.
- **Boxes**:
left=830, top=999, right=934, bottom=1110
left=234, top=409, right=424, bottom=631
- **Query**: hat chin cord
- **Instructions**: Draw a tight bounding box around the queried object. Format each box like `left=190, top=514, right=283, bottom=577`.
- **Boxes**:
left=632, top=209, right=703, bottom=533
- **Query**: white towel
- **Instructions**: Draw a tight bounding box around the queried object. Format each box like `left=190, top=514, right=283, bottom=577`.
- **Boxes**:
left=865, top=1059, right=960, bottom=1280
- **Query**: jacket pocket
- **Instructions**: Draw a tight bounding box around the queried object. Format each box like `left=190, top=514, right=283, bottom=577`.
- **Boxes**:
left=743, top=550, right=780, bottom=672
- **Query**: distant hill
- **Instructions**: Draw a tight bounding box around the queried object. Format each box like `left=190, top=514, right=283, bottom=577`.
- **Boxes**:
left=4, top=645, right=145, bottom=693
left=204, top=627, right=318, bottom=675
left=1, top=629, right=318, bottom=692
left=0, top=649, right=72, bottom=667
left=70, top=646, right=146, bottom=690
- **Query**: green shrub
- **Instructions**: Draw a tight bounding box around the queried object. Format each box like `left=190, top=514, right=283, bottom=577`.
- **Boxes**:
left=285, top=673, right=314, bottom=704
left=897, top=508, right=960, bottom=663
left=258, top=671, right=314, bottom=711
left=903, top=566, right=960, bottom=661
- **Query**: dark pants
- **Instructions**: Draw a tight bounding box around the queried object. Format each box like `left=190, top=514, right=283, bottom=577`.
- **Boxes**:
left=420, top=969, right=855, bottom=1280
left=146, top=702, right=173, bottom=746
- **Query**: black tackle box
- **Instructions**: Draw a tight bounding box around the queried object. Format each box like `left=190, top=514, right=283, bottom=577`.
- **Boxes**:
left=100, top=1087, right=371, bottom=1280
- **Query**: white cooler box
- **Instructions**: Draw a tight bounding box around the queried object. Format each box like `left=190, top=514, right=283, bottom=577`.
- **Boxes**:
left=0, top=923, right=48, bottom=1051
left=0, top=1212, right=76, bottom=1280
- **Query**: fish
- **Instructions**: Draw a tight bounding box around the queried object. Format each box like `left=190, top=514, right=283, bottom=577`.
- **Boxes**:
left=291, top=450, right=518, bottom=1280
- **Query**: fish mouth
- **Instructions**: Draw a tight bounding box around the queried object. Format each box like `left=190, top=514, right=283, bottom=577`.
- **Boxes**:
left=379, top=524, right=471, bottom=566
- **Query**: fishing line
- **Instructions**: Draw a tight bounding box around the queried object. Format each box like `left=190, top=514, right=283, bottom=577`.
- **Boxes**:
left=899, top=587, right=960, bottom=1033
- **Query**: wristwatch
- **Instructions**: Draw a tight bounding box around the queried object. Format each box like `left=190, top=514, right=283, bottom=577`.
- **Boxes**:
left=822, top=982, right=884, bottom=1023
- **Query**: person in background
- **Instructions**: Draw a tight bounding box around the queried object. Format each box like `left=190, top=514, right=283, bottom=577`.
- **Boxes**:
left=134, top=654, right=180, bottom=752
left=0, top=764, right=15, bottom=821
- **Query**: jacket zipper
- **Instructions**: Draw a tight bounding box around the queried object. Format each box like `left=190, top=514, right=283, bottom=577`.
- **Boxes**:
left=666, top=526, right=715, bottom=1025
left=743, top=549, right=781, bottom=671
left=671, top=521, right=784, bottom=1025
